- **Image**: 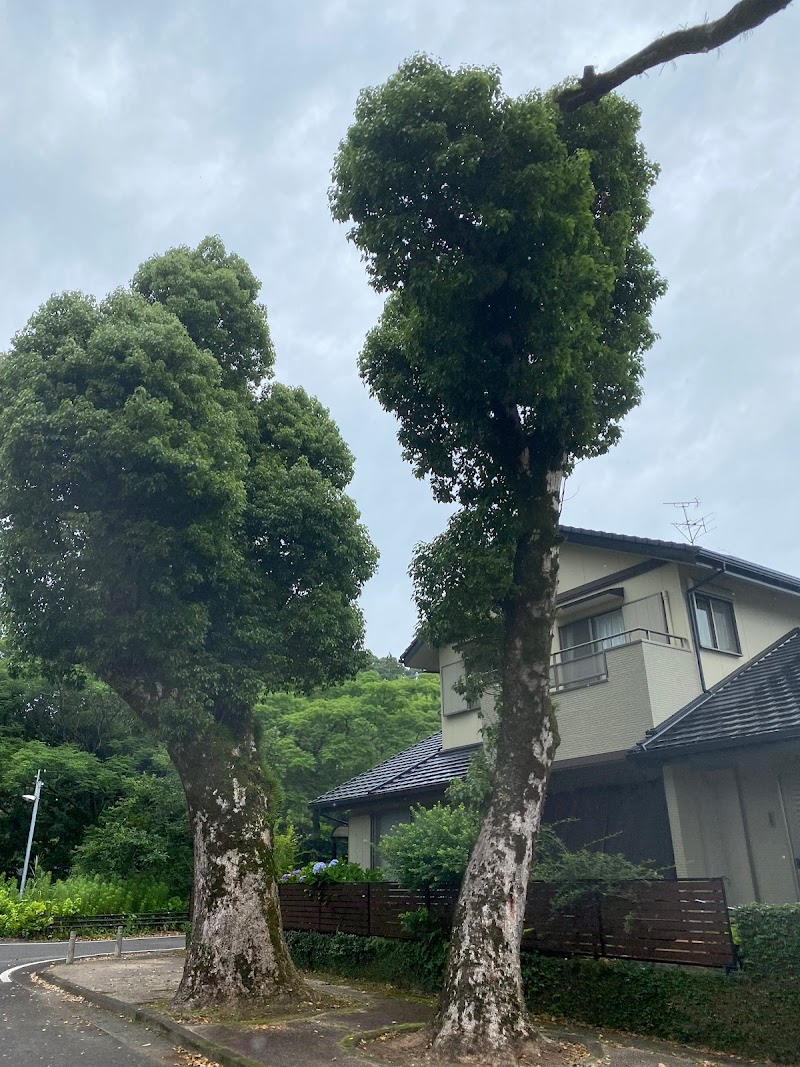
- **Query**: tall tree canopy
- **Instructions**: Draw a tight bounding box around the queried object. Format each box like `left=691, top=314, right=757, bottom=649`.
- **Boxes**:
left=331, top=57, right=664, bottom=1060
left=0, top=236, right=377, bottom=1006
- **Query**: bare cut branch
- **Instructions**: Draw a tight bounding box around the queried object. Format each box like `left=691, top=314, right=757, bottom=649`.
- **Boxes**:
left=554, top=0, right=793, bottom=111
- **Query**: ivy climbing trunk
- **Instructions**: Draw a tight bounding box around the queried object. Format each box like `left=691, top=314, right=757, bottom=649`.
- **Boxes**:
left=432, top=469, right=563, bottom=1062
left=167, top=712, right=302, bottom=1008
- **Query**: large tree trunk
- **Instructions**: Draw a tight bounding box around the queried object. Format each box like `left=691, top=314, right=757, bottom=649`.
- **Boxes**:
left=167, top=713, right=303, bottom=1008
left=432, top=470, right=563, bottom=1063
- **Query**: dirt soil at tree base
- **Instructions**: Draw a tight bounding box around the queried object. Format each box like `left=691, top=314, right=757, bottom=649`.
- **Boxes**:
left=359, top=1027, right=589, bottom=1066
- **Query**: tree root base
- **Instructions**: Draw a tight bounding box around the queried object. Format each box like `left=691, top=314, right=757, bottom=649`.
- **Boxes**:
left=169, top=976, right=338, bottom=1020
left=361, top=1026, right=588, bottom=1066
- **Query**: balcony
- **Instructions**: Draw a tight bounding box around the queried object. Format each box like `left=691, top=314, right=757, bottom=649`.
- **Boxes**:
left=550, top=628, right=698, bottom=763
left=550, top=628, right=689, bottom=693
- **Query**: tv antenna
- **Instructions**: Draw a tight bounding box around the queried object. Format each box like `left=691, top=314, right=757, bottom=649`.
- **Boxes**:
left=664, top=499, right=715, bottom=544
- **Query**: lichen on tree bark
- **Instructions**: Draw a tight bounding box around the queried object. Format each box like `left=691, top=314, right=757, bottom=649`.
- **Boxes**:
left=167, top=714, right=303, bottom=1008
left=432, top=470, right=562, bottom=1061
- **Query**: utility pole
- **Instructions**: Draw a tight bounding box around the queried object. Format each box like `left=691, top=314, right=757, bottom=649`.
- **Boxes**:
left=19, top=769, right=43, bottom=899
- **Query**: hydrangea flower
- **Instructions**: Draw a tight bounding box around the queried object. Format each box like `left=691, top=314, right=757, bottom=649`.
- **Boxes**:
left=328, top=859, right=338, bottom=867
left=312, top=861, right=327, bottom=874
left=298, top=875, right=305, bottom=882
left=280, top=873, right=290, bottom=880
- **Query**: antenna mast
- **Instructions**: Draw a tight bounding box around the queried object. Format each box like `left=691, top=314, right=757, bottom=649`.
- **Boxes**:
left=664, top=499, right=715, bottom=544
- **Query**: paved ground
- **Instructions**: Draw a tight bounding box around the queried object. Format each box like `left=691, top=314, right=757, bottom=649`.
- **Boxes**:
left=39, top=952, right=779, bottom=1067
left=0, top=936, right=190, bottom=1067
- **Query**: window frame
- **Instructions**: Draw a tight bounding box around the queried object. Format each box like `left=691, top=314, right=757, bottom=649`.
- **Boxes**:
left=558, top=606, right=626, bottom=656
left=693, top=592, right=741, bottom=655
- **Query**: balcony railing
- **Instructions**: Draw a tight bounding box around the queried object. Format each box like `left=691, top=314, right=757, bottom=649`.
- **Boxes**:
left=549, top=628, right=688, bottom=693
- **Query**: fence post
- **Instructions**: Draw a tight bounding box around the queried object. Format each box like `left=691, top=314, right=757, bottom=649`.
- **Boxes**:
left=66, top=931, right=76, bottom=965
left=366, top=881, right=371, bottom=939
left=115, top=926, right=124, bottom=959
left=595, top=891, right=606, bottom=959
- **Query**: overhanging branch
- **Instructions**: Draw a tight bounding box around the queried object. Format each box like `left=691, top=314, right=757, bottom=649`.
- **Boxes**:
left=554, top=0, right=793, bottom=112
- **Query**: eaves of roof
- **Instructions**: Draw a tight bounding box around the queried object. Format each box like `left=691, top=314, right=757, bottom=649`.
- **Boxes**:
left=561, top=527, right=800, bottom=597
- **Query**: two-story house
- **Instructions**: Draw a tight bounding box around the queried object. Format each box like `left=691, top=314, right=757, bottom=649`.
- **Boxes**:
left=312, top=528, right=800, bottom=905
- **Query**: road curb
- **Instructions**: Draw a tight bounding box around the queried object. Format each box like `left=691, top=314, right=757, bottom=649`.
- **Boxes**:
left=42, top=968, right=264, bottom=1067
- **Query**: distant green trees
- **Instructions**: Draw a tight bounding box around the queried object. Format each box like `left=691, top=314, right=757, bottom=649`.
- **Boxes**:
left=0, top=653, right=439, bottom=887
left=257, top=666, right=440, bottom=843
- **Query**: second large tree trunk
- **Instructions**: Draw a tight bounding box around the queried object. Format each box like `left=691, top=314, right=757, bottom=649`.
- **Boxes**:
left=167, top=713, right=303, bottom=1008
left=432, top=470, right=562, bottom=1062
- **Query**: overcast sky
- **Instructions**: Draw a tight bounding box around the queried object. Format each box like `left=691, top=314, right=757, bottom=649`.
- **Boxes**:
left=2, top=1, right=798, bottom=656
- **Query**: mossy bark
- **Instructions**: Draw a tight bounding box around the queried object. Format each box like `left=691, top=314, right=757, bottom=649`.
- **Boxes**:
left=167, top=712, right=303, bottom=1008
left=432, top=469, right=562, bottom=1062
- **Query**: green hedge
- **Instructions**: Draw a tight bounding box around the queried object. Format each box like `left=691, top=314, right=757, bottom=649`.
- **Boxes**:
left=522, top=954, right=800, bottom=1065
left=285, top=929, right=446, bottom=993
left=285, top=930, right=800, bottom=1064
left=734, top=903, right=800, bottom=980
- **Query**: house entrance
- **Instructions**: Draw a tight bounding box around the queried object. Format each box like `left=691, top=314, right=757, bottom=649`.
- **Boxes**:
left=779, top=773, right=800, bottom=900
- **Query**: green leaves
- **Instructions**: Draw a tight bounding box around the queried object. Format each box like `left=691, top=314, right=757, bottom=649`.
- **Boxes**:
left=333, top=56, right=665, bottom=658
left=256, top=668, right=440, bottom=832
left=0, top=237, right=377, bottom=733
left=334, top=56, right=664, bottom=500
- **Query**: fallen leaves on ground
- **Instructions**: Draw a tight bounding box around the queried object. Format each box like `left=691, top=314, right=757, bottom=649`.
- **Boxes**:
left=173, top=1046, right=221, bottom=1066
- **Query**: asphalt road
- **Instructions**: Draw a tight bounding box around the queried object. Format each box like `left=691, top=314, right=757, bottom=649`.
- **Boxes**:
left=0, top=936, right=188, bottom=1066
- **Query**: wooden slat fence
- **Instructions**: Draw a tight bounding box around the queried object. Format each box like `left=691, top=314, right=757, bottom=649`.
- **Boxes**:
left=279, top=879, right=735, bottom=969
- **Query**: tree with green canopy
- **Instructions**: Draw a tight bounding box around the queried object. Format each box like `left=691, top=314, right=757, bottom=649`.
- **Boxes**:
left=0, top=236, right=377, bottom=1007
left=331, top=58, right=664, bottom=1056
left=330, top=2, right=789, bottom=1057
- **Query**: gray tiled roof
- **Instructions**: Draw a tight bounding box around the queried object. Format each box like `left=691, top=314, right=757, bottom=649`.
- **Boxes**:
left=637, top=628, right=800, bottom=755
left=311, top=732, right=479, bottom=809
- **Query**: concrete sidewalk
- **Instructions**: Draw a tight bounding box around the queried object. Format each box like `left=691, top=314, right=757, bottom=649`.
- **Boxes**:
left=42, top=952, right=768, bottom=1067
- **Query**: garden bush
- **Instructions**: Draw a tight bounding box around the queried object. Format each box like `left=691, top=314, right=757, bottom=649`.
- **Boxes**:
left=280, top=858, right=382, bottom=887
left=734, top=902, right=800, bottom=980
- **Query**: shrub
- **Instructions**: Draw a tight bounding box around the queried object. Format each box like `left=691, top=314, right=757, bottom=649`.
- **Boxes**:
left=734, top=902, right=800, bottom=980
left=0, top=874, right=80, bottom=937
left=379, top=803, right=478, bottom=890
left=280, top=859, right=382, bottom=887
left=285, top=929, right=445, bottom=993
left=379, top=802, right=662, bottom=900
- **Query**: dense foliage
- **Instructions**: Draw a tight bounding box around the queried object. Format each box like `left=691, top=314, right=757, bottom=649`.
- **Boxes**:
left=0, top=237, right=377, bottom=712
left=734, top=903, right=800, bottom=980
left=379, top=801, right=661, bottom=897
left=331, top=55, right=664, bottom=667
left=0, top=869, right=185, bottom=937
left=257, top=667, right=439, bottom=837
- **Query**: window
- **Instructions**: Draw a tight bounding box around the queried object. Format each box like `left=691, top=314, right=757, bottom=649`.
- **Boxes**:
left=694, top=594, right=740, bottom=654
left=440, top=661, right=481, bottom=717
left=559, top=608, right=626, bottom=658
